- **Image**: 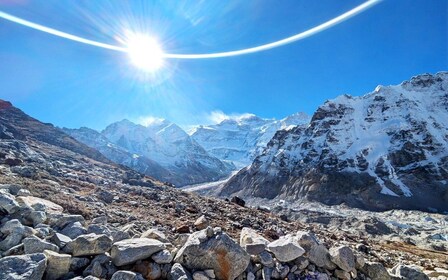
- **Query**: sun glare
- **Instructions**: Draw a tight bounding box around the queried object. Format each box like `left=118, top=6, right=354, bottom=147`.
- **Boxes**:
left=126, top=34, right=164, bottom=72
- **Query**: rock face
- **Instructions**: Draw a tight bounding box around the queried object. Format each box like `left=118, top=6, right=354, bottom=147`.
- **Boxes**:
left=190, top=113, right=310, bottom=168
left=64, top=120, right=234, bottom=187
left=174, top=227, right=250, bottom=280
left=111, top=238, right=166, bottom=266
left=221, top=72, right=448, bottom=213
left=0, top=253, right=47, bottom=280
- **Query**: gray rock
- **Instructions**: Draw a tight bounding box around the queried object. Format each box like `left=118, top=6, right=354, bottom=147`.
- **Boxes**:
left=133, top=260, right=162, bottom=279
left=23, top=236, right=59, bottom=254
left=170, top=263, right=193, bottom=280
left=240, top=227, right=269, bottom=255
left=390, top=264, right=429, bottom=280
left=140, top=228, right=169, bottom=243
left=194, top=215, right=209, bottom=230
left=334, top=269, right=351, bottom=280
left=70, top=233, right=113, bottom=257
left=361, top=262, right=391, bottom=280
left=2, top=243, right=25, bottom=257
left=152, top=249, right=173, bottom=264
left=193, top=271, right=209, bottom=280
left=0, top=253, right=47, bottom=280
left=17, top=189, right=31, bottom=196
left=258, top=250, right=274, bottom=267
left=111, top=270, right=140, bottom=280
left=91, top=216, right=108, bottom=225
left=17, top=196, right=63, bottom=214
left=174, top=227, right=250, bottom=280
left=29, top=211, right=47, bottom=226
left=329, top=246, right=355, bottom=272
left=83, top=254, right=117, bottom=279
left=295, top=231, right=320, bottom=253
left=111, top=238, right=166, bottom=266
left=308, top=243, right=337, bottom=270
left=70, top=257, right=90, bottom=271
left=0, top=190, right=19, bottom=214
left=61, top=221, right=87, bottom=239
left=44, top=249, right=71, bottom=280
left=267, top=234, right=305, bottom=262
left=50, top=232, right=73, bottom=248
left=112, top=230, right=131, bottom=243
left=87, top=224, right=112, bottom=236
left=48, top=214, right=85, bottom=229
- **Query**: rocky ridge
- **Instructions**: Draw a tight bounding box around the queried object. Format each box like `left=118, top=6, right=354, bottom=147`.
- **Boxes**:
left=221, top=72, right=448, bottom=213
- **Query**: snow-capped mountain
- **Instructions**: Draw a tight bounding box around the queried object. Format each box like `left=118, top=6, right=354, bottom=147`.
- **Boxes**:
left=64, top=119, right=234, bottom=186
left=221, top=72, right=448, bottom=213
left=190, top=113, right=310, bottom=168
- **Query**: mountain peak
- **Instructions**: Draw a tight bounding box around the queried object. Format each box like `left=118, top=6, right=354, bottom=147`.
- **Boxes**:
left=0, top=99, right=13, bottom=110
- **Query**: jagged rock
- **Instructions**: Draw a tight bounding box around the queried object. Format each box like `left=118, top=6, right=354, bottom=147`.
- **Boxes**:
left=44, top=249, right=71, bottom=280
left=112, top=230, right=131, bottom=243
left=111, top=270, right=143, bottom=280
left=230, top=196, right=245, bottom=207
left=16, top=196, right=63, bottom=214
left=23, top=236, right=59, bottom=254
left=70, top=257, right=90, bottom=272
left=0, top=190, right=19, bottom=214
left=361, top=262, right=391, bottom=280
left=390, top=264, right=429, bottom=280
left=2, top=243, right=25, bottom=256
left=47, top=214, right=85, bottom=229
left=329, top=246, right=355, bottom=272
left=29, top=211, right=47, bottom=226
left=133, top=260, right=162, bottom=280
left=87, top=224, right=112, bottom=236
left=83, top=254, right=117, bottom=279
left=70, top=233, right=113, bottom=257
left=267, top=234, right=305, bottom=262
left=171, top=263, right=193, bottom=280
left=0, top=219, right=34, bottom=251
left=334, top=269, right=351, bottom=280
left=258, top=250, right=274, bottom=267
left=174, top=227, right=250, bottom=280
left=194, top=215, right=209, bottom=230
left=0, top=253, right=47, bottom=280
left=111, top=238, right=166, bottom=266
left=141, top=228, right=169, bottom=243
left=98, top=190, right=115, bottom=203
left=152, top=249, right=173, bottom=264
left=308, top=244, right=336, bottom=270
left=50, top=232, right=72, bottom=248
left=240, top=227, right=269, bottom=255
left=272, top=262, right=290, bottom=279
left=295, top=231, right=319, bottom=253
left=61, top=221, right=87, bottom=239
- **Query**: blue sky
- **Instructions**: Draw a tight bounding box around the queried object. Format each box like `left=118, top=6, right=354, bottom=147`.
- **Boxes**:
left=0, top=0, right=446, bottom=130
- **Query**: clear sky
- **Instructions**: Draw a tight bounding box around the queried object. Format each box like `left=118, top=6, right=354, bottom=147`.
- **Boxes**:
left=0, top=0, right=446, bottom=130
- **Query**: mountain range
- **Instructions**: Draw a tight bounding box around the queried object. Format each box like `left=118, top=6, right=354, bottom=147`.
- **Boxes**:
left=221, top=72, right=448, bottom=213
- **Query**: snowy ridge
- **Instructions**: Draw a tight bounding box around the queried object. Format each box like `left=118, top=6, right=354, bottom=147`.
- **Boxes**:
left=222, top=72, right=448, bottom=213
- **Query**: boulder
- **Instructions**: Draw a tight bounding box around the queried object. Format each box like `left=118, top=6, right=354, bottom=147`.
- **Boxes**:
left=329, top=246, right=355, bottom=272
left=152, top=249, right=173, bottom=264
left=16, top=196, right=63, bottom=214
left=47, top=214, right=85, bottom=229
left=70, top=233, right=113, bottom=257
left=308, top=244, right=336, bottom=270
left=267, top=234, right=305, bottom=262
left=240, top=227, right=269, bottom=255
left=0, top=253, right=47, bottom=280
left=361, top=262, right=391, bottom=280
left=23, top=236, right=59, bottom=254
left=111, top=270, right=142, bottom=280
left=194, top=215, right=209, bottom=230
left=44, top=249, right=71, bottom=280
left=0, top=190, right=19, bottom=214
left=140, top=228, right=168, bottom=243
left=295, top=231, right=319, bottom=253
left=390, top=264, right=429, bottom=280
left=70, top=257, right=90, bottom=272
left=50, top=232, right=72, bottom=248
left=174, top=227, right=250, bottom=280
left=61, top=221, right=87, bottom=239
left=170, top=263, right=193, bottom=280
left=193, top=271, right=209, bottom=280
left=133, top=260, right=162, bottom=280
left=111, top=238, right=166, bottom=266
left=230, top=196, right=245, bottom=207
left=83, top=254, right=117, bottom=279
left=29, top=211, right=47, bottom=226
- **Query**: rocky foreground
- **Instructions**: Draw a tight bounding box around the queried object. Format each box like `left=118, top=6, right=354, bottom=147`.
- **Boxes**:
left=1, top=184, right=447, bottom=280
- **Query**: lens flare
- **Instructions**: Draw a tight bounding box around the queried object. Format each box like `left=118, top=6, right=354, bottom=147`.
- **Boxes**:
left=125, top=34, right=164, bottom=72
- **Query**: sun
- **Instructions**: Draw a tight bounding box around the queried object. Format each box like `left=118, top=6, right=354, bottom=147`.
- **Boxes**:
left=125, top=33, right=164, bottom=72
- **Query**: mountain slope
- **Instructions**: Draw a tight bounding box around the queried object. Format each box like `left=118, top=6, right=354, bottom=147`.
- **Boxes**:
left=190, top=113, right=310, bottom=168
left=221, top=72, right=448, bottom=213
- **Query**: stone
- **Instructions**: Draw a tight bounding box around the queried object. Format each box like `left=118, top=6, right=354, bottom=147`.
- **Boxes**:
left=0, top=253, right=47, bottom=280
left=174, top=227, right=250, bottom=280
left=194, top=215, right=209, bottom=230
left=23, top=236, right=59, bottom=254
left=61, top=221, right=87, bottom=239
left=140, top=228, right=169, bottom=243
left=193, top=271, right=210, bottom=280
left=240, top=227, right=269, bottom=255
left=83, top=254, right=117, bottom=279
left=70, top=233, right=113, bottom=257
left=334, top=269, right=351, bottom=280
left=87, top=224, right=112, bottom=236
left=111, top=270, right=140, bottom=280
left=44, top=249, right=71, bottom=280
left=361, top=262, right=391, bottom=280
left=390, top=264, right=429, bottom=280
left=204, top=269, right=215, bottom=279
left=16, top=196, right=63, bottom=214
left=2, top=243, right=25, bottom=256
left=173, top=233, right=191, bottom=248
left=329, top=246, right=355, bottom=272
left=91, top=216, right=108, bottom=225
left=267, top=234, right=305, bottom=262
left=355, top=254, right=365, bottom=269
left=47, top=214, right=85, bottom=229
left=0, top=190, right=19, bottom=214
left=29, top=211, right=47, bottom=226
left=70, top=257, right=90, bottom=271
left=294, top=256, right=309, bottom=270
left=111, top=238, right=166, bottom=266
left=17, top=189, right=31, bottom=196
left=258, top=250, right=274, bottom=267
left=151, top=249, right=173, bottom=264
left=50, top=232, right=73, bottom=248
left=308, top=244, right=336, bottom=270
left=112, top=230, right=131, bottom=242
left=295, top=231, right=320, bottom=253
left=171, top=263, right=193, bottom=280
left=133, top=260, right=162, bottom=280
left=230, top=196, right=245, bottom=207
